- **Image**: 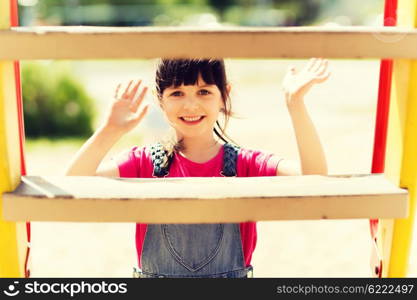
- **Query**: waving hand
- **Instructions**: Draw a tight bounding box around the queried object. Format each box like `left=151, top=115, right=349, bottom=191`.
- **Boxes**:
left=104, top=79, right=149, bottom=134
left=282, top=58, right=330, bottom=106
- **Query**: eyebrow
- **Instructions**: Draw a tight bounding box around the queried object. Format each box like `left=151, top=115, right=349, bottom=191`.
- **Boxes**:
left=166, top=84, right=214, bottom=91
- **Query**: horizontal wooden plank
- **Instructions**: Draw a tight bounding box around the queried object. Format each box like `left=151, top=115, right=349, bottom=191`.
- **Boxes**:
left=1, top=174, right=408, bottom=223
left=0, top=26, right=417, bottom=59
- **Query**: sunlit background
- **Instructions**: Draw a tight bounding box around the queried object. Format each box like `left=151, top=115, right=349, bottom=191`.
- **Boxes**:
left=16, top=0, right=417, bottom=277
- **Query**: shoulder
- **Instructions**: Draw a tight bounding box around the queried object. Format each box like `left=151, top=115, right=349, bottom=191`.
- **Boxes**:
left=237, top=147, right=300, bottom=176
left=114, top=145, right=154, bottom=178
left=116, top=145, right=152, bottom=162
left=236, top=147, right=281, bottom=177
left=237, top=147, right=276, bottom=162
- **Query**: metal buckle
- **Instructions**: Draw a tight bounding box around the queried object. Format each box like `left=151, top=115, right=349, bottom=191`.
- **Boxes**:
left=247, top=269, right=253, bottom=278
left=152, top=171, right=170, bottom=178
left=133, top=267, right=141, bottom=278
left=220, top=171, right=236, bottom=177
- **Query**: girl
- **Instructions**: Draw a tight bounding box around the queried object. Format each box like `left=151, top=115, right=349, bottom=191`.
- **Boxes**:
left=65, top=58, right=329, bottom=278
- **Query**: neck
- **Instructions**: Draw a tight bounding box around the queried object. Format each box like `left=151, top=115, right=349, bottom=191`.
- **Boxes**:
left=182, top=136, right=220, bottom=153
left=178, top=134, right=223, bottom=162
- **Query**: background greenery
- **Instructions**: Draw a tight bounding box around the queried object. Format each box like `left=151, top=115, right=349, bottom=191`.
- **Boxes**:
left=22, top=62, right=95, bottom=138
left=19, top=0, right=383, bottom=27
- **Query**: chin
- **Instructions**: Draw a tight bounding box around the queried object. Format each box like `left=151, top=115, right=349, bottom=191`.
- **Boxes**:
left=178, top=128, right=214, bottom=139
left=180, top=131, right=207, bottom=139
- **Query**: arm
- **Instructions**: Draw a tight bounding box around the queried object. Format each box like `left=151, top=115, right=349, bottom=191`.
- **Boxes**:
left=64, top=79, right=149, bottom=176
left=277, top=58, right=329, bottom=176
left=287, top=100, right=327, bottom=175
left=65, top=126, right=123, bottom=176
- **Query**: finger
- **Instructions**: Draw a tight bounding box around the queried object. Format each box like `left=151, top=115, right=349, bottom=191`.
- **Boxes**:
left=134, top=104, right=149, bottom=123
left=315, top=59, right=328, bottom=76
left=114, top=83, right=121, bottom=99
left=287, top=65, right=296, bottom=74
left=311, top=57, right=324, bottom=73
left=122, top=80, right=134, bottom=98
left=306, top=58, right=318, bottom=71
left=131, top=86, right=148, bottom=112
left=127, top=79, right=142, bottom=100
left=315, top=70, right=331, bottom=83
left=128, top=79, right=142, bottom=100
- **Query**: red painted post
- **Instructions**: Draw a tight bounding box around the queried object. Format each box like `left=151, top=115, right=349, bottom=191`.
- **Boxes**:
left=10, top=0, right=30, bottom=278
left=10, top=0, right=25, bottom=175
left=370, top=0, right=398, bottom=277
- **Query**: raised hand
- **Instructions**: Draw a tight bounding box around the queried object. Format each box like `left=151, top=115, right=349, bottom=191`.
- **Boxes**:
left=282, top=58, right=330, bottom=106
left=104, top=79, right=149, bottom=134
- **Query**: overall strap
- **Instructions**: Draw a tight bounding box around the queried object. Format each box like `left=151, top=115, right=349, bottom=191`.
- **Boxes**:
left=150, top=143, right=240, bottom=178
left=221, top=143, right=240, bottom=177
left=150, top=143, right=171, bottom=177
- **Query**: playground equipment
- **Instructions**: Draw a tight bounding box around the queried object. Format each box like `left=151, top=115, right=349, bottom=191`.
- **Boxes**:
left=0, top=0, right=416, bottom=278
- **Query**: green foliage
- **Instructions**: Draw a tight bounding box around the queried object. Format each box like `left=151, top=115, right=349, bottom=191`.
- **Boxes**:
left=22, top=62, right=95, bottom=138
left=33, top=0, right=322, bottom=26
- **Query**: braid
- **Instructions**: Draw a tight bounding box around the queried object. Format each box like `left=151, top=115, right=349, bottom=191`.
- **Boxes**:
left=222, top=143, right=240, bottom=177
left=150, top=143, right=171, bottom=177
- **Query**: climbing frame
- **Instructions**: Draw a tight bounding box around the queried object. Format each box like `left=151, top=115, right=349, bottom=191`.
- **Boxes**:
left=0, top=0, right=416, bottom=278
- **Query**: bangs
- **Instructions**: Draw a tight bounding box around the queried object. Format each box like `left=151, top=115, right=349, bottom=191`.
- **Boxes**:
left=155, top=58, right=236, bottom=148
left=156, top=59, right=226, bottom=95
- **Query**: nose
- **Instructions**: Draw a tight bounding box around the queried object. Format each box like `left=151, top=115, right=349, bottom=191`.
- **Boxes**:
left=183, top=96, right=199, bottom=110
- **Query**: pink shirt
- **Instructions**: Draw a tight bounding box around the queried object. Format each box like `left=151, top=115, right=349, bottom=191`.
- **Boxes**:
left=117, top=145, right=279, bottom=268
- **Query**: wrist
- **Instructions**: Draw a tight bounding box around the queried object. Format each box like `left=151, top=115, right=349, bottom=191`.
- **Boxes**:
left=97, top=124, right=125, bottom=140
left=286, top=95, right=305, bottom=111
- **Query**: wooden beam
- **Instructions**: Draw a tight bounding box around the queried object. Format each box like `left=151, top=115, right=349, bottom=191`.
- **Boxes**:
left=2, top=174, right=408, bottom=223
left=1, top=26, right=417, bottom=59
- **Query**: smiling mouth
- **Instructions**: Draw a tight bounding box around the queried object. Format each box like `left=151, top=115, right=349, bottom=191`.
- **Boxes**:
left=179, top=116, right=205, bottom=124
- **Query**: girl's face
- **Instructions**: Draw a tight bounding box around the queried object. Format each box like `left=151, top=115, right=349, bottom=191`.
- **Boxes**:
left=160, top=74, right=227, bottom=140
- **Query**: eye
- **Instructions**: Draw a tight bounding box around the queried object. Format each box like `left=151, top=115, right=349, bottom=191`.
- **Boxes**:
left=198, top=89, right=211, bottom=95
left=170, top=91, right=183, bottom=97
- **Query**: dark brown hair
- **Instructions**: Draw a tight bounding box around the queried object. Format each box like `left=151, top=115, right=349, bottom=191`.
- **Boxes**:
left=155, top=58, right=237, bottom=157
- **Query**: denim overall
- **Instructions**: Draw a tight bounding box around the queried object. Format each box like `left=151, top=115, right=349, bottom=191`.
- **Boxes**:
left=133, top=143, right=253, bottom=278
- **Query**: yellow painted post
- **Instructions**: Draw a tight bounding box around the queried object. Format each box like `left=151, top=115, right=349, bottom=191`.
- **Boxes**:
left=0, top=0, right=24, bottom=277
left=382, top=0, right=417, bottom=277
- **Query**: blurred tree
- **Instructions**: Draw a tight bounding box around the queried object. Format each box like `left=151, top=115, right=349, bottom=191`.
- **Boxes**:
left=22, top=62, right=95, bottom=138
left=34, top=0, right=323, bottom=26
left=207, top=0, right=237, bottom=20
left=272, top=0, right=322, bottom=25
